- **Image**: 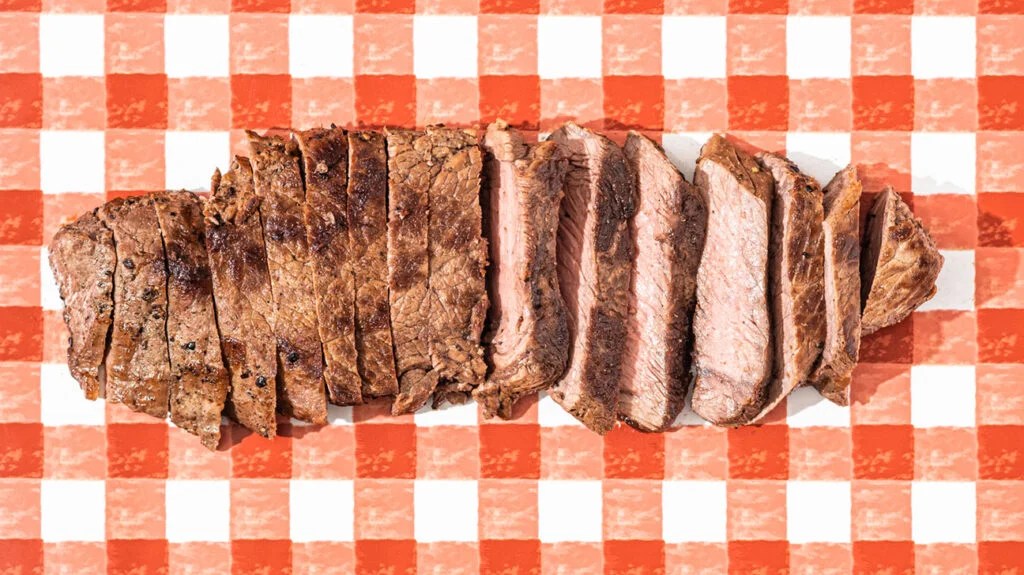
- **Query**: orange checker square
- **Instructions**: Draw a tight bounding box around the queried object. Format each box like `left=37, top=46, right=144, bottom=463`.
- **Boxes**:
left=166, top=0, right=231, bottom=10
left=43, top=193, right=106, bottom=241
left=106, top=479, right=166, bottom=540
left=478, top=479, right=538, bottom=539
left=603, top=16, right=661, bottom=76
left=978, top=16, right=1024, bottom=75
left=106, top=74, right=168, bottom=129
left=292, top=541, right=355, bottom=574
left=604, top=540, right=665, bottom=575
left=0, top=189, right=42, bottom=246
left=0, top=306, right=43, bottom=363
left=0, top=247, right=40, bottom=306
left=915, top=0, right=977, bottom=14
left=978, top=132, right=1024, bottom=193
left=912, top=311, right=977, bottom=365
left=604, top=423, right=665, bottom=479
left=107, top=0, right=167, bottom=11
left=663, top=78, right=728, bottom=132
left=0, top=13, right=38, bottom=73
left=44, top=426, right=107, bottom=479
left=788, top=427, right=853, bottom=480
left=980, top=542, right=1024, bottom=575
left=789, top=79, right=853, bottom=132
left=107, top=539, right=168, bottom=575
left=45, top=542, right=106, bottom=575
left=603, top=75, right=665, bottom=131
left=913, top=195, right=976, bottom=250
left=355, top=0, right=415, bottom=12
left=788, top=0, right=854, bottom=13
left=977, top=364, right=1024, bottom=425
left=852, top=16, right=911, bottom=76
left=978, top=480, right=1024, bottom=541
left=44, top=0, right=103, bottom=8
left=416, top=0, right=478, bottom=13
left=728, top=541, right=789, bottom=575
left=105, top=14, right=164, bottom=74
left=727, top=75, right=789, bottom=131
left=853, top=541, right=914, bottom=575
left=230, top=424, right=292, bottom=478
left=541, top=542, right=603, bottom=575
left=728, top=424, right=788, bottom=479
left=480, top=539, right=540, bottom=575
left=852, top=131, right=911, bottom=195
left=540, top=78, right=605, bottom=131
left=727, top=480, right=787, bottom=540
left=416, top=425, right=480, bottom=479
left=0, top=540, right=43, bottom=575
left=43, top=309, right=69, bottom=365
left=853, top=424, right=913, bottom=479
left=853, top=75, right=914, bottom=131
left=913, top=428, right=977, bottom=481
left=479, top=423, right=540, bottom=479
left=290, top=425, right=355, bottom=480
left=43, top=77, right=106, bottom=130
left=416, top=78, right=480, bottom=127
left=915, top=544, right=977, bottom=575
left=479, top=15, right=538, bottom=76
left=481, top=0, right=540, bottom=12
left=418, top=542, right=479, bottom=575
left=105, top=395, right=158, bottom=424
left=541, top=0, right=604, bottom=13
left=167, top=424, right=232, bottom=479
left=0, top=362, right=39, bottom=422
left=859, top=318, right=914, bottom=364
left=604, top=0, right=663, bottom=13
left=540, top=425, right=604, bottom=479
left=0, top=73, right=42, bottom=129
left=0, top=479, right=40, bottom=538
left=105, top=129, right=166, bottom=192
left=914, top=79, right=978, bottom=132
left=231, top=539, right=292, bottom=575
left=789, top=543, right=853, bottom=575
left=728, top=0, right=788, bottom=13
left=355, top=422, right=416, bottom=478
left=354, top=15, right=413, bottom=75
left=979, top=425, right=1024, bottom=479
left=603, top=480, right=662, bottom=540
left=976, top=248, right=1024, bottom=310
left=727, top=15, right=786, bottom=76
left=167, top=77, right=231, bottom=131
left=168, top=542, right=232, bottom=575
left=291, top=0, right=355, bottom=11
left=732, top=129, right=787, bottom=157
left=354, top=75, right=417, bottom=129
left=854, top=0, right=912, bottom=13
left=107, top=422, right=169, bottom=478
left=354, top=479, right=414, bottom=539
left=979, top=308, right=1024, bottom=363
left=663, top=425, right=728, bottom=480
left=0, top=127, right=39, bottom=191
left=979, top=75, right=1024, bottom=130
left=979, top=192, right=1024, bottom=247
left=355, top=539, right=416, bottom=575
left=230, top=74, right=292, bottom=130
left=230, top=479, right=290, bottom=539
left=291, top=77, right=356, bottom=131
left=479, top=75, right=541, bottom=131
left=665, top=543, right=729, bottom=575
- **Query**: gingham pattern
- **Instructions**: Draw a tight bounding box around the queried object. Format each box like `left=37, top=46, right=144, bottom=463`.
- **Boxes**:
left=1, top=0, right=1022, bottom=573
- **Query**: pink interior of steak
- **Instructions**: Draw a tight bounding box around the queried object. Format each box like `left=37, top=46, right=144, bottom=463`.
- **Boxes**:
left=488, top=160, right=528, bottom=361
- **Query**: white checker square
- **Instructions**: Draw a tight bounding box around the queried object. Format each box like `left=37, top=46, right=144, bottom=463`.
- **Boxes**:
left=290, top=480, right=354, bottom=542
left=538, top=391, right=584, bottom=428
left=41, top=480, right=105, bottom=542
left=289, top=15, right=354, bottom=78
left=912, top=17, right=976, bottom=79
left=414, top=400, right=478, bottom=426
left=40, top=131, right=104, bottom=194
left=414, top=480, right=478, bottom=542
left=917, top=250, right=974, bottom=311
left=785, top=132, right=853, bottom=187
left=538, top=480, right=602, bottom=542
left=661, top=132, right=712, bottom=182
left=910, top=365, right=976, bottom=428
left=538, top=16, right=602, bottom=79
left=912, top=481, right=976, bottom=543
left=662, top=17, right=726, bottom=79
left=166, top=480, right=230, bottom=542
left=787, top=481, right=852, bottom=543
left=786, top=386, right=851, bottom=428
left=40, top=247, right=63, bottom=311
left=662, top=481, right=727, bottom=542
left=39, top=15, right=104, bottom=78
left=911, top=132, right=976, bottom=195
left=326, top=404, right=354, bottom=426
left=786, top=17, right=852, bottom=79
left=40, top=363, right=106, bottom=426
left=165, top=15, right=230, bottom=78
left=165, top=131, right=230, bottom=191
left=413, top=16, right=478, bottom=79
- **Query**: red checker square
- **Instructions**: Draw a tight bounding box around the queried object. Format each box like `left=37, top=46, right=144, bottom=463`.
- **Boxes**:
left=540, top=78, right=604, bottom=132
left=542, top=0, right=604, bottom=13
left=914, top=79, right=978, bottom=132
left=976, top=248, right=1024, bottom=310
left=852, top=16, right=911, bottom=76
left=44, top=426, right=107, bottom=480
left=789, top=427, right=852, bottom=480
left=790, top=543, right=852, bottom=574
left=979, top=425, right=1024, bottom=479
left=0, top=479, right=40, bottom=538
left=853, top=75, right=914, bottom=131
left=416, top=426, right=479, bottom=479
left=728, top=0, right=787, bottom=13
left=0, top=13, right=39, bottom=73
left=604, top=423, right=665, bottom=479
left=0, top=0, right=41, bottom=9
left=540, top=426, right=604, bottom=479
left=354, top=15, right=413, bottom=76
left=106, top=479, right=166, bottom=539
left=853, top=424, right=913, bottom=480
left=979, top=193, right=1024, bottom=247
left=664, top=426, right=728, bottom=479
left=854, top=0, right=912, bottom=13
left=232, top=0, right=292, bottom=12
left=0, top=423, right=42, bottom=478
left=290, top=425, right=355, bottom=480
left=479, top=16, right=537, bottom=76
left=913, top=428, right=977, bottom=481
left=605, top=0, right=663, bottom=13
left=416, top=78, right=480, bottom=128
left=105, top=14, right=163, bottom=74
left=291, top=77, right=356, bottom=131
left=417, top=542, right=478, bottom=575
left=480, top=75, right=541, bottom=131
left=230, top=74, right=292, bottom=130
left=665, top=543, right=728, bottom=574
left=43, top=78, right=106, bottom=130
left=230, top=479, right=290, bottom=539
left=479, top=479, right=538, bottom=540
left=979, top=75, right=1024, bottom=130
left=107, top=0, right=167, bottom=11
left=541, top=542, right=603, bottom=575
left=728, top=424, right=788, bottom=479
left=0, top=246, right=40, bottom=306
left=603, top=75, right=665, bottom=131
left=106, top=74, right=168, bottom=129
left=728, top=541, right=789, bottom=575
left=292, top=541, right=354, bottom=574
left=603, top=480, right=662, bottom=540
left=356, top=423, right=416, bottom=478
left=977, top=364, right=1024, bottom=425
left=480, top=540, right=540, bottom=575
left=0, top=74, right=42, bottom=129
left=915, top=544, right=977, bottom=575
left=355, top=540, right=416, bottom=575
left=727, top=75, right=789, bottom=131
left=979, top=309, right=1024, bottom=363
left=789, top=79, right=853, bottom=132
left=354, top=75, right=416, bottom=129
left=231, top=539, right=292, bottom=575
left=105, top=130, right=166, bottom=193
left=859, top=318, right=914, bottom=364
left=980, top=542, right=1024, bottom=575
left=853, top=541, right=914, bottom=575
left=353, top=396, right=415, bottom=424
left=978, top=481, right=1024, bottom=541
left=355, top=0, right=415, bottom=12
left=913, top=195, right=977, bottom=250
left=480, top=424, right=540, bottom=479
left=0, top=540, right=43, bottom=575
left=0, top=131, right=38, bottom=191
left=167, top=424, right=231, bottom=479
left=0, top=190, right=42, bottom=246
left=107, top=422, right=168, bottom=478
left=168, top=77, right=231, bottom=132
left=663, top=78, right=728, bottom=132
left=230, top=425, right=292, bottom=478
left=354, top=479, right=414, bottom=539
left=979, top=16, right=1024, bottom=75
left=107, top=539, right=167, bottom=575
left=481, top=0, right=540, bottom=12
left=169, top=542, right=231, bottom=575
left=727, top=15, right=786, bottom=76
left=603, top=16, right=661, bottom=76
left=605, top=540, right=664, bottom=575
left=0, top=362, right=39, bottom=423
left=912, top=311, right=977, bottom=365
left=980, top=0, right=1024, bottom=13
left=727, top=480, right=787, bottom=540
left=44, top=542, right=106, bottom=575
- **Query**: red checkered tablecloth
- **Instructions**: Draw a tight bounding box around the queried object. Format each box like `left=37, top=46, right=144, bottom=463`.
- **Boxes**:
left=1, top=0, right=1023, bottom=573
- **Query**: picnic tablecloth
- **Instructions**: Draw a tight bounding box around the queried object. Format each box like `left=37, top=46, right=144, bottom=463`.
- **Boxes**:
left=1, top=0, right=1022, bottom=573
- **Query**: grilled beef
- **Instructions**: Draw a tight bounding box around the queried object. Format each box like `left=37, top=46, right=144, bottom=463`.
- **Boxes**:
left=620, top=132, right=707, bottom=432
left=861, top=188, right=943, bottom=335
left=348, top=130, right=399, bottom=398
left=749, top=153, right=825, bottom=423
left=548, top=122, right=636, bottom=434
left=205, top=159, right=278, bottom=438
left=295, top=127, right=362, bottom=406
left=248, top=131, right=328, bottom=424
left=809, top=165, right=862, bottom=405
left=98, top=195, right=171, bottom=418
left=49, top=210, right=115, bottom=400
left=690, top=135, right=775, bottom=425
left=153, top=190, right=229, bottom=450
left=475, top=121, right=570, bottom=419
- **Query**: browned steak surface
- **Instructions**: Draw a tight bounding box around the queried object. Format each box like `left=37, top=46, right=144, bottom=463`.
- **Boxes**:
left=749, top=152, right=826, bottom=423
left=98, top=195, right=171, bottom=418
left=861, top=188, right=943, bottom=335
left=620, top=132, right=707, bottom=432
left=204, top=159, right=277, bottom=438
left=248, top=131, right=328, bottom=424
left=475, top=121, right=570, bottom=419
left=153, top=190, right=229, bottom=450
left=348, top=130, right=398, bottom=399
left=295, top=127, right=361, bottom=406
left=549, top=122, right=636, bottom=434
left=690, top=135, right=775, bottom=425
left=49, top=210, right=115, bottom=400
left=809, top=165, right=862, bottom=406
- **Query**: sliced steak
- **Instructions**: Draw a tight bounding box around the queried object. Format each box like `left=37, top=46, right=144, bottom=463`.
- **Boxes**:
left=548, top=122, right=636, bottom=434
left=809, top=165, right=862, bottom=406
left=348, top=130, right=398, bottom=398
left=690, top=134, right=775, bottom=425
left=749, top=152, right=826, bottom=423
left=620, top=132, right=707, bottom=432
left=204, top=159, right=277, bottom=438
left=295, top=127, right=361, bottom=406
left=248, top=131, right=328, bottom=424
left=475, top=121, right=570, bottom=419
left=49, top=210, right=115, bottom=400
left=98, top=195, right=171, bottom=418
left=861, top=187, right=943, bottom=335
left=153, top=190, right=229, bottom=450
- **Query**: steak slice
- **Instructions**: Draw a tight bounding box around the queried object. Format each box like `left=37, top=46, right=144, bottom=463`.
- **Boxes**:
left=98, top=195, right=171, bottom=418
left=248, top=131, right=328, bottom=424
left=548, top=122, right=636, bottom=434
left=861, top=187, right=943, bottom=335
left=690, top=134, right=775, bottom=425
left=295, top=127, right=361, bottom=406
left=49, top=209, right=115, bottom=400
left=749, top=152, right=826, bottom=423
left=475, top=121, right=570, bottom=419
left=620, top=132, right=707, bottom=432
left=205, top=159, right=277, bottom=438
left=348, top=130, right=398, bottom=398
left=809, top=165, right=862, bottom=406
left=153, top=190, right=229, bottom=450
